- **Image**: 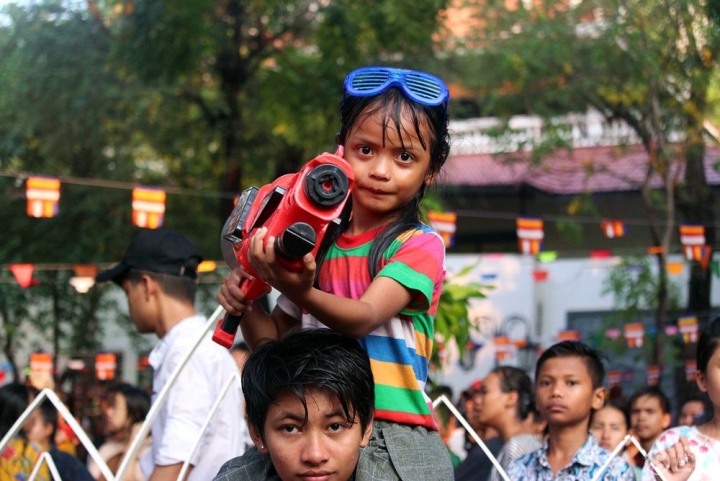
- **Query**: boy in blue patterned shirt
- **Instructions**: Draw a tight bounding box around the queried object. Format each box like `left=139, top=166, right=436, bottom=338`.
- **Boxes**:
left=507, top=341, right=635, bottom=480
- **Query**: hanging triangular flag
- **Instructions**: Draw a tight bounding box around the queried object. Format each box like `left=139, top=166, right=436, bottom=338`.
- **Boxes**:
left=683, top=244, right=712, bottom=266
left=666, top=262, right=684, bottom=276
left=532, top=269, right=549, bottom=282
left=557, top=330, right=580, bottom=342
left=10, top=264, right=35, bottom=288
left=647, top=365, right=662, bottom=386
left=624, top=322, right=645, bottom=348
left=427, top=211, right=458, bottom=247
left=678, top=316, right=699, bottom=344
left=647, top=246, right=665, bottom=255
left=600, top=219, right=625, bottom=238
left=605, top=328, right=621, bottom=340
left=685, top=360, right=698, bottom=382
left=711, top=260, right=720, bottom=278
left=26, top=176, right=60, bottom=218
left=516, top=217, right=544, bottom=255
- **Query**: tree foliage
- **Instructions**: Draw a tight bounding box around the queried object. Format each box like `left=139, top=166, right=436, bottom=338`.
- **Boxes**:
left=444, top=0, right=719, bottom=364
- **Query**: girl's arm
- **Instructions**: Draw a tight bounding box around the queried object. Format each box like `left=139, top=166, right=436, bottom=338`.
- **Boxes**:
left=245, top=228, right=414, bottom=338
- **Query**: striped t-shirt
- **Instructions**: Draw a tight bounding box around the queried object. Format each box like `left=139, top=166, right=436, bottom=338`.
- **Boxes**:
left=277, top=223, right=446, bottom=430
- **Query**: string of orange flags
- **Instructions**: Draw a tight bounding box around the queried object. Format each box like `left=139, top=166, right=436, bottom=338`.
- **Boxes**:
left=6, top=175, right=720, bottom=288
left=487, top=321, right=702, bottom=385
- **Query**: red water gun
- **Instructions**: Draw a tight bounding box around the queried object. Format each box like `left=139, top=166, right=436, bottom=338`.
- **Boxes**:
left=212, top=148, right=354, bottom=348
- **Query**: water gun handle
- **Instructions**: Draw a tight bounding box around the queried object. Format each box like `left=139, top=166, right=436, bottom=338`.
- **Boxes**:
left=212, top=276, right=270, bottom=348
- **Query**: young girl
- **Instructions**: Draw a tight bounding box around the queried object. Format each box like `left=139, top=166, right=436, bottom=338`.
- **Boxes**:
left=88, top=383, right=151, bottom=481
left=591, top=401, right=640, bottom=480
left=0, top=383, right=49, bottom=481
left=641, top=316, right=720, bottom=481
left=472, top=366, right=543, bottom=481
left=218, top=66, right=453, bottom=480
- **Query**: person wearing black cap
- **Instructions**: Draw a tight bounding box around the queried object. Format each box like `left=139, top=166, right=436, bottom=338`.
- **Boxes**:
left=96, top=228, right=245, bottom=481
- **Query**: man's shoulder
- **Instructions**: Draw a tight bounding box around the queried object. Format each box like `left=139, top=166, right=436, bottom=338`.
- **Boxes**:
left=213, top=449, right=277, bottom=481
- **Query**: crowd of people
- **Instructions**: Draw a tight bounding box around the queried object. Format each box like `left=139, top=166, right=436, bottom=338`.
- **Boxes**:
left=1, top=64, right=719, bottom=481
left=440, top=327, right=720, bottom=481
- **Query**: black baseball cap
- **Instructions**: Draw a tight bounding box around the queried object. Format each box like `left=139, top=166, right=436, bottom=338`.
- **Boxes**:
left=96, top=229, right=204, bottom=284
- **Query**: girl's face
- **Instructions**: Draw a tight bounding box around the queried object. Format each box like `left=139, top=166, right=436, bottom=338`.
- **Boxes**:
left=343, top=106, right=433, bottom=231
left=590, top=406, right=628, bottom=451
left=698, top=345, right=720, bottom=412
left=104, top=392, right=130, bottom=436
left=475, top=372, right=512, bottom=428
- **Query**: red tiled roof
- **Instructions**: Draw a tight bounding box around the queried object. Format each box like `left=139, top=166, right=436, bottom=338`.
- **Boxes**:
left=436, top=144, right=720, bottom=194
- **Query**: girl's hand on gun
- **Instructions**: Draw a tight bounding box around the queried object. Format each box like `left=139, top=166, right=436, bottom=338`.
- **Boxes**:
left=649, top=436, right=696, bottom=481
left=247, top=227, right=316, bottom=300
left=216, top=267, right=270, bottom=316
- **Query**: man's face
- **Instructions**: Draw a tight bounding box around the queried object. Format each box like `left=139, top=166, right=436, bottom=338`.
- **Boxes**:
left=253, top=389, right=372, bottom=481
left=121, top=277, right=154, bottom=334
left=630, top=394, right=671, bottom=443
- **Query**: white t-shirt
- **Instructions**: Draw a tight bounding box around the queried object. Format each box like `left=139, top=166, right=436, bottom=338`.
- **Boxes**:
left=140, top=315, right=245, bottom=481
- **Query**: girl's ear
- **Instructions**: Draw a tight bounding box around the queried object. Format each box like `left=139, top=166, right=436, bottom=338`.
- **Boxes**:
left=424, top=171, right=436, bottom=186
left=505, top=391, right=519, bottom=410
left=248, top=424, right=268, bottom=454
left=697, top=371, right=708, bottom=393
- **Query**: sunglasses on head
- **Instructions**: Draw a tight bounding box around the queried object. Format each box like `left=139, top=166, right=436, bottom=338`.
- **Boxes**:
left=343, top=66, right=449, bottom=112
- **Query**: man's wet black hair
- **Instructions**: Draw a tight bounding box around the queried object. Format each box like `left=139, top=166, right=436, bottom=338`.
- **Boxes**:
left=535, top=341, right=605, bottom=389
left=243, top=328, right=374, bottom=438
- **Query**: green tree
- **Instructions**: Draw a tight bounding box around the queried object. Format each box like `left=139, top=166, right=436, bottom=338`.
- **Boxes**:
left=98, top=0, right=448, bottom=218
left=445, top=0, right=719, bottom=364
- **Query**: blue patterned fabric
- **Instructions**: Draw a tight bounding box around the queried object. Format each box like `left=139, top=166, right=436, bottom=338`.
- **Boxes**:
left=507, top=433, right=635, bottom=480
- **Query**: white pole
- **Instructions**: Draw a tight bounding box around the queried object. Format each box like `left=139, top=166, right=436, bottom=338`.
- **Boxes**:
left=432, top=394, right=511, bottom=481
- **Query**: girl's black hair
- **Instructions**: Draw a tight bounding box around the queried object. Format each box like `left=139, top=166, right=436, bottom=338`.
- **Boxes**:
left=316, top=86, right=450, bottom=280
left=0, top=383, right=32, bottom=439
left=698, top=317, right=720, bottom=373
left=492, top=366, right=534, bottom=421
left=591, top=399, right=631, bottom=431
left=106, top=382, right=151, bottom=428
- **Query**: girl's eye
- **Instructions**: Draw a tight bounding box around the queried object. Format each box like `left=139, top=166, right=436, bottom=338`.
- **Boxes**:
left=398, top=152, right=413, bottom=162
left=359, top=146, right=372, bottom=155
left=567, top=380, right=578, bottom=386
left=539, top=380, right=550, bottom=386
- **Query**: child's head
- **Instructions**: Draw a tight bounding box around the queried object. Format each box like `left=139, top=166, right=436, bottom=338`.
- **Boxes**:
left=0, top=383, right=33, bottom=439
left=590, top=400, right=630, bottom=451
left=25, top=399, right=57, bottom=449
left=333, top=67, right=451, bottom=276
left=476, top=366, right=534, bottom=430
left=243, top=328, right=374, bottom=481
left=697, top=316, right=720, bottom=415
left=534, top=341, right=606, bottom=429
left=628, top=386, right=671, bottom=445
left=103, top=382, right=151, bottom=439
left=678, top=396, right=710, bottom=426
left=338, top=67, right=450, bottom=184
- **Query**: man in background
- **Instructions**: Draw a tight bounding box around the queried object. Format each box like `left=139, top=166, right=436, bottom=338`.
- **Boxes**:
left=96, top=229, right=245, bottom=480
